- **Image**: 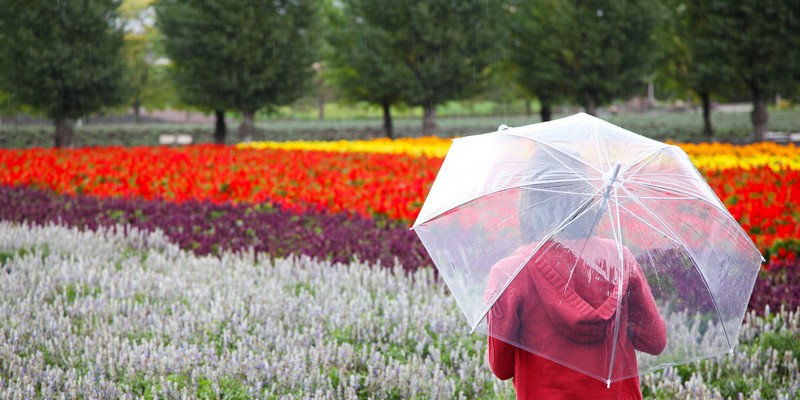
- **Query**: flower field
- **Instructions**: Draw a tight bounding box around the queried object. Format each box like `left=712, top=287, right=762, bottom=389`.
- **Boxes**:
left=2, top=139, right=799, bottom=253
left=2, top=137, right=800, bottom=398
left=0, top=223, right=798, bottom=398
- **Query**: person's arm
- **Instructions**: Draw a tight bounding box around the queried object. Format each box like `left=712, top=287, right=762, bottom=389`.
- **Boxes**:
left=487, top=335, right=516, bottom=380
left=485, top=264, right=523, bottom=380
left=627, top=261, right=667, bottom=355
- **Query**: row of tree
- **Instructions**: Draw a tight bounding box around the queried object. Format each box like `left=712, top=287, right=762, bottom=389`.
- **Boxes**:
left=0, top=0, right=798, bottom=147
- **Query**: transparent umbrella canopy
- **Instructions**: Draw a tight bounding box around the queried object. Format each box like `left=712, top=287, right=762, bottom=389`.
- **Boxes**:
left=411, top=113, right=763, bottom=385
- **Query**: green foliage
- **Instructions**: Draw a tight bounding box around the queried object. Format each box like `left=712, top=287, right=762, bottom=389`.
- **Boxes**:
left=505, top=0, right=662, bottom=114
left=333, top=0, right=503, bottom=110
left=117, top=1, right=181, bottom=111
left=0, top=247, right=29, bottom=267
left=707, top=1, right=800, bottom=98
left=679, top=0, right=800, bottom=138
left=4, top=108, right=799, bottom=148
left=120, top=372, right=250, bottom=400
left=504, top=1, right=574, bottom=108
left=155, top=0, right=322, bottom=115
left=325, top=1, right=413, bottom=106
left=0, top=90, right=21, bottom=117
left=665, top=2, right=739, bottom=98
left=0, top=0, right=127, bottom=122
left=324, top=0, right=415, bottom=137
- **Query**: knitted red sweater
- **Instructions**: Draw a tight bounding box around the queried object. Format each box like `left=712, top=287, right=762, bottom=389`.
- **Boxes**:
left=486, top=239, right=667, bottom=399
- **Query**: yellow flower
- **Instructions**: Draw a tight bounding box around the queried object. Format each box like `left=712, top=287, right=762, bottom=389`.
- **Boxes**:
left=239, top=136, right=453, bottom=158
left=242, top=137, right=800, bottom=171
left=673, top=142, right=800, bottom=170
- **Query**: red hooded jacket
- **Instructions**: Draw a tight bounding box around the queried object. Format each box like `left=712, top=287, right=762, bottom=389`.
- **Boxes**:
left=486, top=238, right=667, bottom=399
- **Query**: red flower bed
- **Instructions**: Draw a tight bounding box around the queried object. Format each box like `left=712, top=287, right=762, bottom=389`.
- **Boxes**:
left=703, top=167, right=800, bottom=251
left=0, top=145, right=441, bottom=223
left=2, top=144, right=798, bottom=255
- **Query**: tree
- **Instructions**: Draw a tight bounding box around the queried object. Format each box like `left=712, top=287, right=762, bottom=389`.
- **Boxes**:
left=122, top=33, right=150, bottom=122
left=0, top=0, right=126, bottom=147
left=698, top=1, right=800, bottom=141
left=120, top=0, right=178, bottom=122
left=505, top=1, right=574, bottom=122
left=325, top=1, right=414, bottom=139
left=683, top=4, right=739, bottom=139
left=507, top=0, right=661, bottom=116
left=343, top=0, right=503, bottom=135
left=0, top=90, right=19, bottom=119
left=156, top=0, right=321, bottom=144
left=654, top=2, right=739, bottom=139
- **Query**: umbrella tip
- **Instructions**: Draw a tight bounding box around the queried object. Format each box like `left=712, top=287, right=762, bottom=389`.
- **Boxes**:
left=606, top=379, right=611, bottom=389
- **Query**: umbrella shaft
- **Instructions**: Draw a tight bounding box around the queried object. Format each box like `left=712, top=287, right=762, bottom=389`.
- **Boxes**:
left=602, top=163, right=622, bottom=201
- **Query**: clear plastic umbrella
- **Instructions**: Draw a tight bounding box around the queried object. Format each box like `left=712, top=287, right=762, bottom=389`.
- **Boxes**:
left=411, top=113, right=763, bottom=385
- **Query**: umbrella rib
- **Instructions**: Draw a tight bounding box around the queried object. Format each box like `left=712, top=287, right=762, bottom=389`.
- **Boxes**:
left=472, top=186, right=604, bottom=333
left=564, top=192, right=610, bottom=287
left=614, top=195, right=685, bottom=248
left=594, top=123, right=612, bottom=178
left=625, top=181, right=728, bottom=215
left=629, top=176, right=708, bottom=197
left=605, top=188, right=627, bottom=387
left=628, top=180, right=761, bottom=258
left=627, top=173, right=708, bottom=196
left=631, top=172, right=706, bottom=182
left=415, top=180, right=598, bottom=227
left=495, top=188, right=596, bottom=229
left=644, top=195, right=755, bottom=272
left=614, top=195, right=702, bottom=201
left=617, top=186, right=686, bottom=300
left=537, top=142, right=603, bottom=177
left=471, top=239, right=561, bottom=333
left=622, top=189, right=734, bottom=352
left=616, top=147, right=667, bottom=183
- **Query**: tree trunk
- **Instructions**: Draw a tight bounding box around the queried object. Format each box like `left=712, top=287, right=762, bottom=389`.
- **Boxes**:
left=524, top=99, right=533, bottom=117
left=318, top=83, right=325, bottom=120
left=382, top=100, right=394, bottom=140
left=540, top=100, right=552, bottom=122
left=700, top=91, right=714, bottom=139
left=54, top=117, right=75, bottom=148
left=214, top=109, right=227, bottom=145
left=751, top=88, right=768, bottom=142
left=584, top=98, right=598, bottom=116
left=647, top=81, right=655, bottom=108
left=133, top=100, right=142, bottom=124
left=238, top=110, right=256, bottom=142
left=422, top=101, right=437, bottom=136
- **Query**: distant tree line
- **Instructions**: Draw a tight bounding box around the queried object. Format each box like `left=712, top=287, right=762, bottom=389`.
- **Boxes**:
left=0, top=0, right=798, bottom=147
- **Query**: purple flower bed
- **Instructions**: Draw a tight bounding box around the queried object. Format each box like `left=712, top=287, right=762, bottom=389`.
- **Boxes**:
left=2, top=184, right=797, bottom=314
left=641, top=249, right=799, bottom=315
left=748, top=260, right=800, bottom=314
left=0, top=185, right=431, bottom=272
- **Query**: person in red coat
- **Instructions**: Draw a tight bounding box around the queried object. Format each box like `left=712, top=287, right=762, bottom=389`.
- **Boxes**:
left=485, top=235, right=667, bottom=400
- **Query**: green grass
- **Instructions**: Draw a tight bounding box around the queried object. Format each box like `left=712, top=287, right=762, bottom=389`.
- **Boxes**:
left=2, top=104, right=799, bottom=148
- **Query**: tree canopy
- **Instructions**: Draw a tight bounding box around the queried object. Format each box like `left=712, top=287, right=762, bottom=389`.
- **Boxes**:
left=0, top=0, right=126, bottom=147
left=506, top=0, right=662, bottom=117
left=155, top=0, right=321, bottom=143
left=325, top=1, right=414, bottom=139
left=690, top=0, right=800, bottom=141
left=504, top=1, right=573, bottom=121
left=333, top=0, right=503, bottom=135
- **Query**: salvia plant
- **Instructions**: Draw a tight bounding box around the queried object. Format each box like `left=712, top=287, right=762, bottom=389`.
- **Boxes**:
left=0, top=222, right=798, bottom=399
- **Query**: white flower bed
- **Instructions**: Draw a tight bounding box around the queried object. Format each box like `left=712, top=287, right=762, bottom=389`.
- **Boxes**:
left=0, top=222, right=798, bottom=399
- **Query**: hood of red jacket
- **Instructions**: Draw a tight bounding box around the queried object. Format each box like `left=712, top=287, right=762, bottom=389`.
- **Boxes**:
left=527, top=239, right=629, bottom=343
